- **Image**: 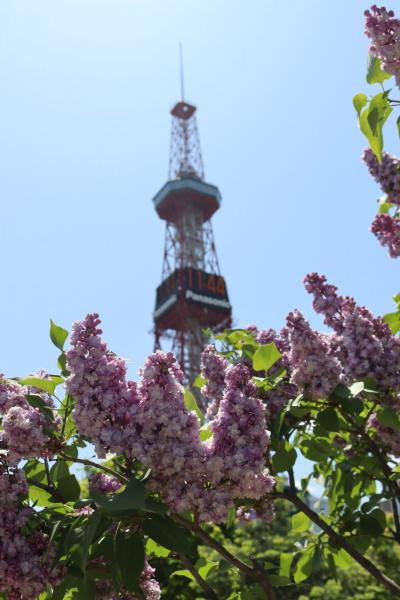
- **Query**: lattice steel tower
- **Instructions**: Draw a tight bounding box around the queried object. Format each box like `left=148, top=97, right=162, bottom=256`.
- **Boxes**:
left=153, top=99, right=231, bottom=388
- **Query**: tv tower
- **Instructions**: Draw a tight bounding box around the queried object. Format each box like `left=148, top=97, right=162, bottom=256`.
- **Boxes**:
left=153, top=53, right=231, bottom=388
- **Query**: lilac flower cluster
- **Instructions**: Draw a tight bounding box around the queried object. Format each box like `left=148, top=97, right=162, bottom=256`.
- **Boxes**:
left=94, top=559, right=160, bottom=600
left=0, top=463, right=62, bottom=598
left=200, top=344, right=228, bottom=418
left=304, top=273, right=400, bottom=389
left=2, top=405, right=51, bottom=466
left=66, top=314, right=141, bottom=458
left=255, top=328, right=296, bottom=415
left=368, top=413, right=400, bottom=456
left=363, top=149, right=400, bottom=205
left=365, top=5, right=400, bottom=85
left=66, top=316, right=274, bottom=523
left=208, top=364, right=274, bottom=503
left=284, top=310, right=342, bottom=400
left=371, top=213, right=400, bottom=257
left=0, top=378, right=59, bottom=466
left=89, top=472, right=122, bottom=494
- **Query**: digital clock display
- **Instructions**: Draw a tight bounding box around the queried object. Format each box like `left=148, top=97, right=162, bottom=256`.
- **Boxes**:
left=155, top=267, right=231, bottom=321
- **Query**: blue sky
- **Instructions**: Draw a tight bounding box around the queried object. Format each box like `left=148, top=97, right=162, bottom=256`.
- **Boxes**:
left=0, top=2, right=398, bottom=478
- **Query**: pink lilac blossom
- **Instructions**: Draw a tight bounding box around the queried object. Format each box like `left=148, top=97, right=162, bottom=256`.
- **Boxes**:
left=363, top=148, right=400, bottom=205
left=137, top=351, right=233, bottom=523
left=368, top=413, right=400, bottom=456
left=65, top=313, right=142, bottom=458
left=200, top=345, right=228, bottom=418
left=371, top=213, right=400, bottom=258
left=2, top=405, right=54, bottom=466
left=364, top=5, right=400, bottom=85
left=0, top=379, right=27, bottom=414
left=89, top=472, right=122, bottom=494
left=208, top=363, right=274, bottom=501
left=253, top=328, right=296, bottom=415
left=95, top=560, right=161, bottom=600
left=284, top=310, right=342, bottom=400
left=303, top=273, right=355, bottom=333
left=304, top=273, right=400, bottom=389
left=67, top=316, right=274, bottom=523
left=0, top=463, right=62, bottom=599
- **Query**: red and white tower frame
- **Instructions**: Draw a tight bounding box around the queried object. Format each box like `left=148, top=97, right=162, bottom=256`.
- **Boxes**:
left=153, top=100, right=232, bottom=387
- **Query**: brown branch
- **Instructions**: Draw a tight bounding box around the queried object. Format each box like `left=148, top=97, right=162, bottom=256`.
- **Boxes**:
left=275, top=491, right=400, bottom=597
left=173, top=514, right=276, bottom=600
left=59, top=452, right=128, bottom=483
left=177, top=553, right=219, bottom=600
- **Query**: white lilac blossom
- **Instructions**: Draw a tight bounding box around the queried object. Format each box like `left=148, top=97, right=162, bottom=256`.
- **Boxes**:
left=200, top=344, right=228, bottom=418
left=371, top=213, right=400, bottom=258
left=284, top=310, right=342, bottom=400
left=0, top=464, right=63, bottom=599
left=365, top=5, right=400, bottom=85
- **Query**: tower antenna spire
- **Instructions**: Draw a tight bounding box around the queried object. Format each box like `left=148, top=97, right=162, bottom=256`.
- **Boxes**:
left=179, top=42, right=185, bottom=101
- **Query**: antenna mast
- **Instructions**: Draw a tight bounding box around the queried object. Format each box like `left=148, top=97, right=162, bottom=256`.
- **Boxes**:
left=179, top=43, right=185, bottom=101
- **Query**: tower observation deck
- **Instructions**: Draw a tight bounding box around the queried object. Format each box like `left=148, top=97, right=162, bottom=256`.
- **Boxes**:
left=153, top=99, right=232, bottom=389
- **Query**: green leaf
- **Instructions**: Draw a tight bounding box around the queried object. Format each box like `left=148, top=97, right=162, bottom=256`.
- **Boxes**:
left=50, top=319, right=69, bottom=351
left=252, top=342, right=281, bottom=372
left=115, top=532, right=144, bottom=592
left=279, top=552, right=294, bottom=577
left=199, top=423, right=213, bottom=441
left=184, top=389, right=203, bottom=421
left=353, top=93, right=368, bottom=116
left=360, top=509, right=386, bottom=535
left=317, top=407, right=339, bottom=431
left=359, top=92, right=392, bottom=161
left=143, top=515, right=193, bottom=553
left=64, top=513, right=103, bottom=571
left=57, top=474, right=81, bottom=502
left=50, top=460, right=69, bottom=482
left=293, top=547, right=315, bottom=583
left=379, top=197, right=394, bottom=214
left=197, top=559, right=218, bottom=580
left=291, top=512, right=311, bottom=533
left=28, top=484, right=53, bottom=506
left=330, top=547, right=353, bottom=569
left=349, top=381, right=365, bottom=397
left=366, top=54, right=392, bottom=84
left=267, top=575, right=291, bottom=587
left=93, top=478, right=146, bottom=515
left=377, top=407, right=400, bottom=431
left=384, top=311, right=400, bottom=334
left=145, top=538, right=170, bottom=557
left=272, top=441, right=297, bottom=472
left=17, top=376, right=57, bottom=395
left=192, top=375, right=206, bottom=389
left=171, top=569, right=196, bottom=582
left=24, top=460, right=47, bottom=482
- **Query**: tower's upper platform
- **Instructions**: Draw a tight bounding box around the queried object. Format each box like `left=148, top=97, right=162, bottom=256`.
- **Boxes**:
left=152, top=177, right=221, bottom=222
